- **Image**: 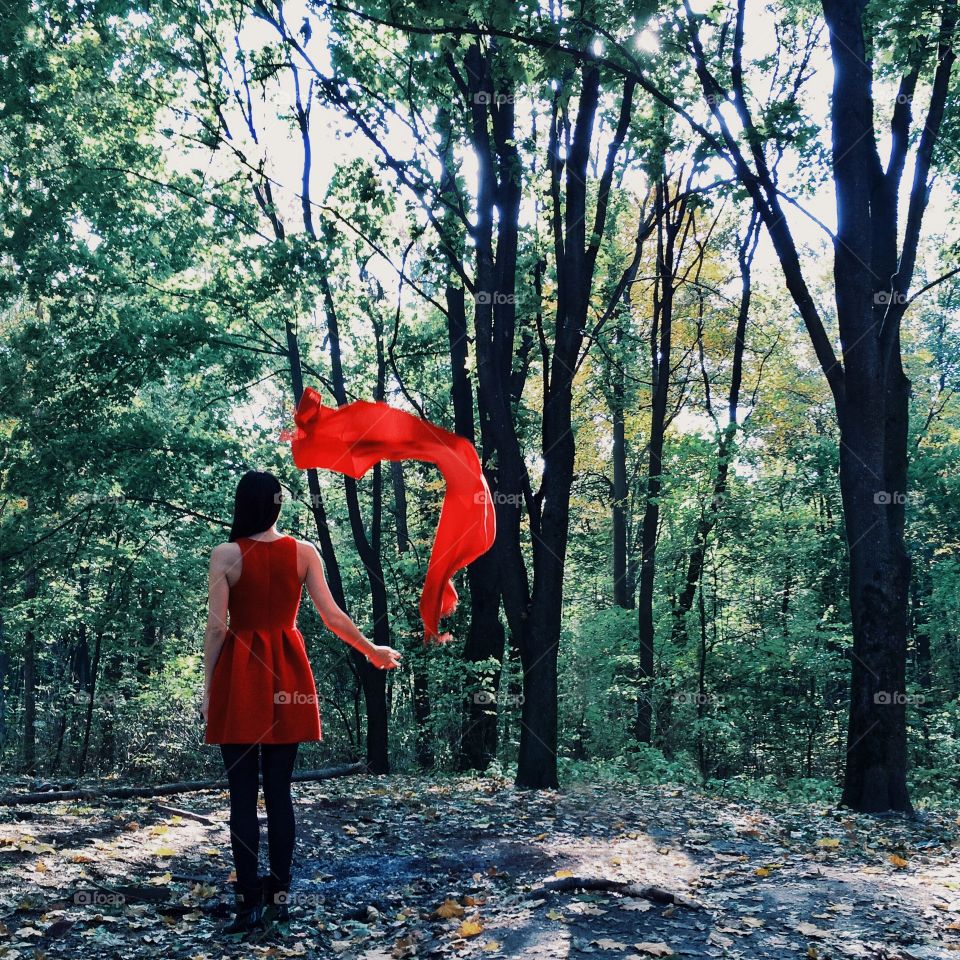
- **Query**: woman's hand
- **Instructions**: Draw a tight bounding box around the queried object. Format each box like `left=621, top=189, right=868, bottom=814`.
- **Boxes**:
left=367, top=645, right=403, bottom=670
left=200, top=687, right=210, bottom=724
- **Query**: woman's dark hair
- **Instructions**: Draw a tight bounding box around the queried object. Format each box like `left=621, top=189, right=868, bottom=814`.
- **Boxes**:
left=229, top=470, right=283, bottom=541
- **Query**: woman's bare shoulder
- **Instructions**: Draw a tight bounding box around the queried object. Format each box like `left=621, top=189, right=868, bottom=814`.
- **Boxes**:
left=292, top=537, right=321, bottom=555
left=210, top=541, right=242, bottom=564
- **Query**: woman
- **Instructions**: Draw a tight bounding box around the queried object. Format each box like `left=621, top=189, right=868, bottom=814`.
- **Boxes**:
left=201, top=470, right=402, bottom=938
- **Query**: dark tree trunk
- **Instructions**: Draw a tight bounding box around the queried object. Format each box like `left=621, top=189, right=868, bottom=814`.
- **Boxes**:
left=22, top=556, right=37, bottom=776
left=636, top=178, right=691, bottom=745
left=438, top=117, right=506, bottom=773
left=683, top=0, right=955, bottom=810
left=461, top=41, right=536, bottom=779
left=320, top=271, right=392, bottom=773
left=391, top=458, right=435, bottom=769
left=611, top=323, right=633, bottom=610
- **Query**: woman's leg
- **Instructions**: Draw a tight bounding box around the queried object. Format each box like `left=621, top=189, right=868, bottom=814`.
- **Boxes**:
left=219, top=743, right=262, bottom=898
left=260, top=742, right=299, bottom=891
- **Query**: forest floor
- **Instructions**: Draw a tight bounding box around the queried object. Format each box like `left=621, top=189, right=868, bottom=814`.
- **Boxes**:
left=0, top=772, right=958, bottom=960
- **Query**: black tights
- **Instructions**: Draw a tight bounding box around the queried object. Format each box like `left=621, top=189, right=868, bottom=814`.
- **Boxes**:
left=219, top=742, right=299, bottom=898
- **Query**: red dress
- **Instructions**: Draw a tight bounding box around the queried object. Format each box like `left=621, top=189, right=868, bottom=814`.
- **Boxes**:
left=205, top=535, right=322, bottom=744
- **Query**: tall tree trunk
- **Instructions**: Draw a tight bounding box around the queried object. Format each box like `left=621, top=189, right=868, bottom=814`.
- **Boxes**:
left=635, top=180, right=674, bottom=745
left=436, top=107, right=506, bottom=773
left=319, top=271, right=392, bottom=773
left=611, top=322, right=633, bottom=610
left=447, top=282, right=505, bottom=771
left=683, top=0, right=955, bottom=809
left=391, top=458, right=434, bottom=768
left=636, top=178, right=692, bottom=745
left=22, top=539, right=37, bottom=775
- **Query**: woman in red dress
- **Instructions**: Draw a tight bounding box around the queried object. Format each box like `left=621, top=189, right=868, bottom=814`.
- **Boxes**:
left=201, top=470, right=402, bottom=937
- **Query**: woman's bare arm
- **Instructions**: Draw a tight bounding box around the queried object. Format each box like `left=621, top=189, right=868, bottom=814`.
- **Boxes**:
left=201, top=544, right=233, bottom=718
left=301, top=541, right=402, bottom=670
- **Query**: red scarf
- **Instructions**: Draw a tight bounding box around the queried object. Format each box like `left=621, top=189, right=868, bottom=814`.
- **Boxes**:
left=280, top=387, right=496, bottom=644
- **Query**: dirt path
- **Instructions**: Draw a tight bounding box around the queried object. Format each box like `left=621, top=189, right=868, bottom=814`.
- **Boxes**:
left=1, top=773, right=957, bottom=958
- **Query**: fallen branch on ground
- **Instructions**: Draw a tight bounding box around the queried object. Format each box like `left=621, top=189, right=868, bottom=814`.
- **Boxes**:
left=525, top=876, right=703, bottom=909
left=0, top=762, right=367, bottom=806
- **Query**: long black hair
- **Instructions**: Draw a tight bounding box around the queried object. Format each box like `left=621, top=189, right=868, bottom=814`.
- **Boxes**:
left=228, top=470, right=283, bottom=542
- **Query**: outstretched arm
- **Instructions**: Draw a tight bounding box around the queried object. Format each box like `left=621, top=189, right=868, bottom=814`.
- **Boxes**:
left=302, top=541, right=402, bottom=670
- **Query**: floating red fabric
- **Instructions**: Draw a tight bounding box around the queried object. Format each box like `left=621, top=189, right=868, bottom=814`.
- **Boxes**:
left=279, top=386, right=496, bottom=644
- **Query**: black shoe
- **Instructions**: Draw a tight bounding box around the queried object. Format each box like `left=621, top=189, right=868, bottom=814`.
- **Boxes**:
left=221, top=878, right=265, bottom=937
left=261, top=874, right=291, bottom=925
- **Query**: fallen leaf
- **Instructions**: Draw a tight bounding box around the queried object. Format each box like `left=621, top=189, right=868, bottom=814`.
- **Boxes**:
left=457, top=919, right=483, bottom=937
left=434, top=898, right=465, bottom=919
left=631, top=943, right=673, bottom=957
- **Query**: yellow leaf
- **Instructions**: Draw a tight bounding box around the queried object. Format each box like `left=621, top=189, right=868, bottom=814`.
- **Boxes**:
left=554, top=869, right=574, bottom=878
left=434, top=898, right=465, bottom=919
left=815, top=838, right=840, bottom=849
left=150, top=873, right=172, bottom=885
left=155, top=847, right=177, bottom=857
left=545, top=909, right=564, bottom=921
left=482, top=942, right=501, bottom=952
left=888, top=854, right=909, bottom=868
left=754, top=868, right=770, bottom=877
left=457, top=919, right=483, bottom=937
